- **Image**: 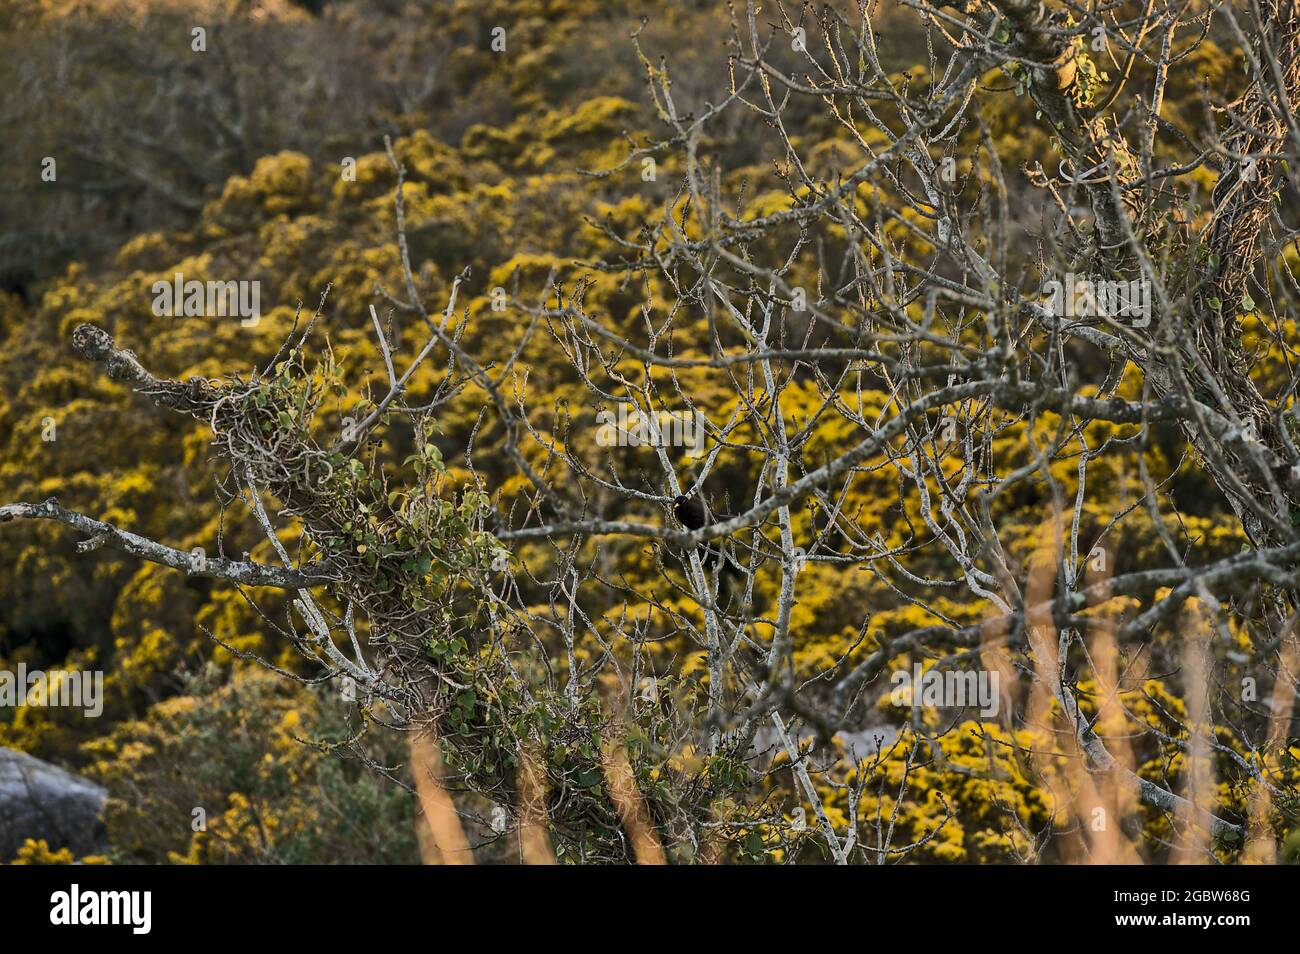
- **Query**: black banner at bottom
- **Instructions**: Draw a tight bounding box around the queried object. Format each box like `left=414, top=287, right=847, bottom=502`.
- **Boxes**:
left=0, top=863, right=1281, bottom=941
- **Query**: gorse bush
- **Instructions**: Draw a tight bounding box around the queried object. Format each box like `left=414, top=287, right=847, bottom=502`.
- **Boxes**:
left=82, top=667, right=420, bottom=865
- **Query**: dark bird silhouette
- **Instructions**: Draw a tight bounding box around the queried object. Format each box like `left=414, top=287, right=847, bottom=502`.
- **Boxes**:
left=672, top=494, right=710, bottom=530
left=670, top=494, right=740, bottom=593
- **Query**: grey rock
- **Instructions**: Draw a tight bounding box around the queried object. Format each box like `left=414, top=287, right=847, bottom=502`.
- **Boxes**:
left=0, top=746, right=107, bottom=860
